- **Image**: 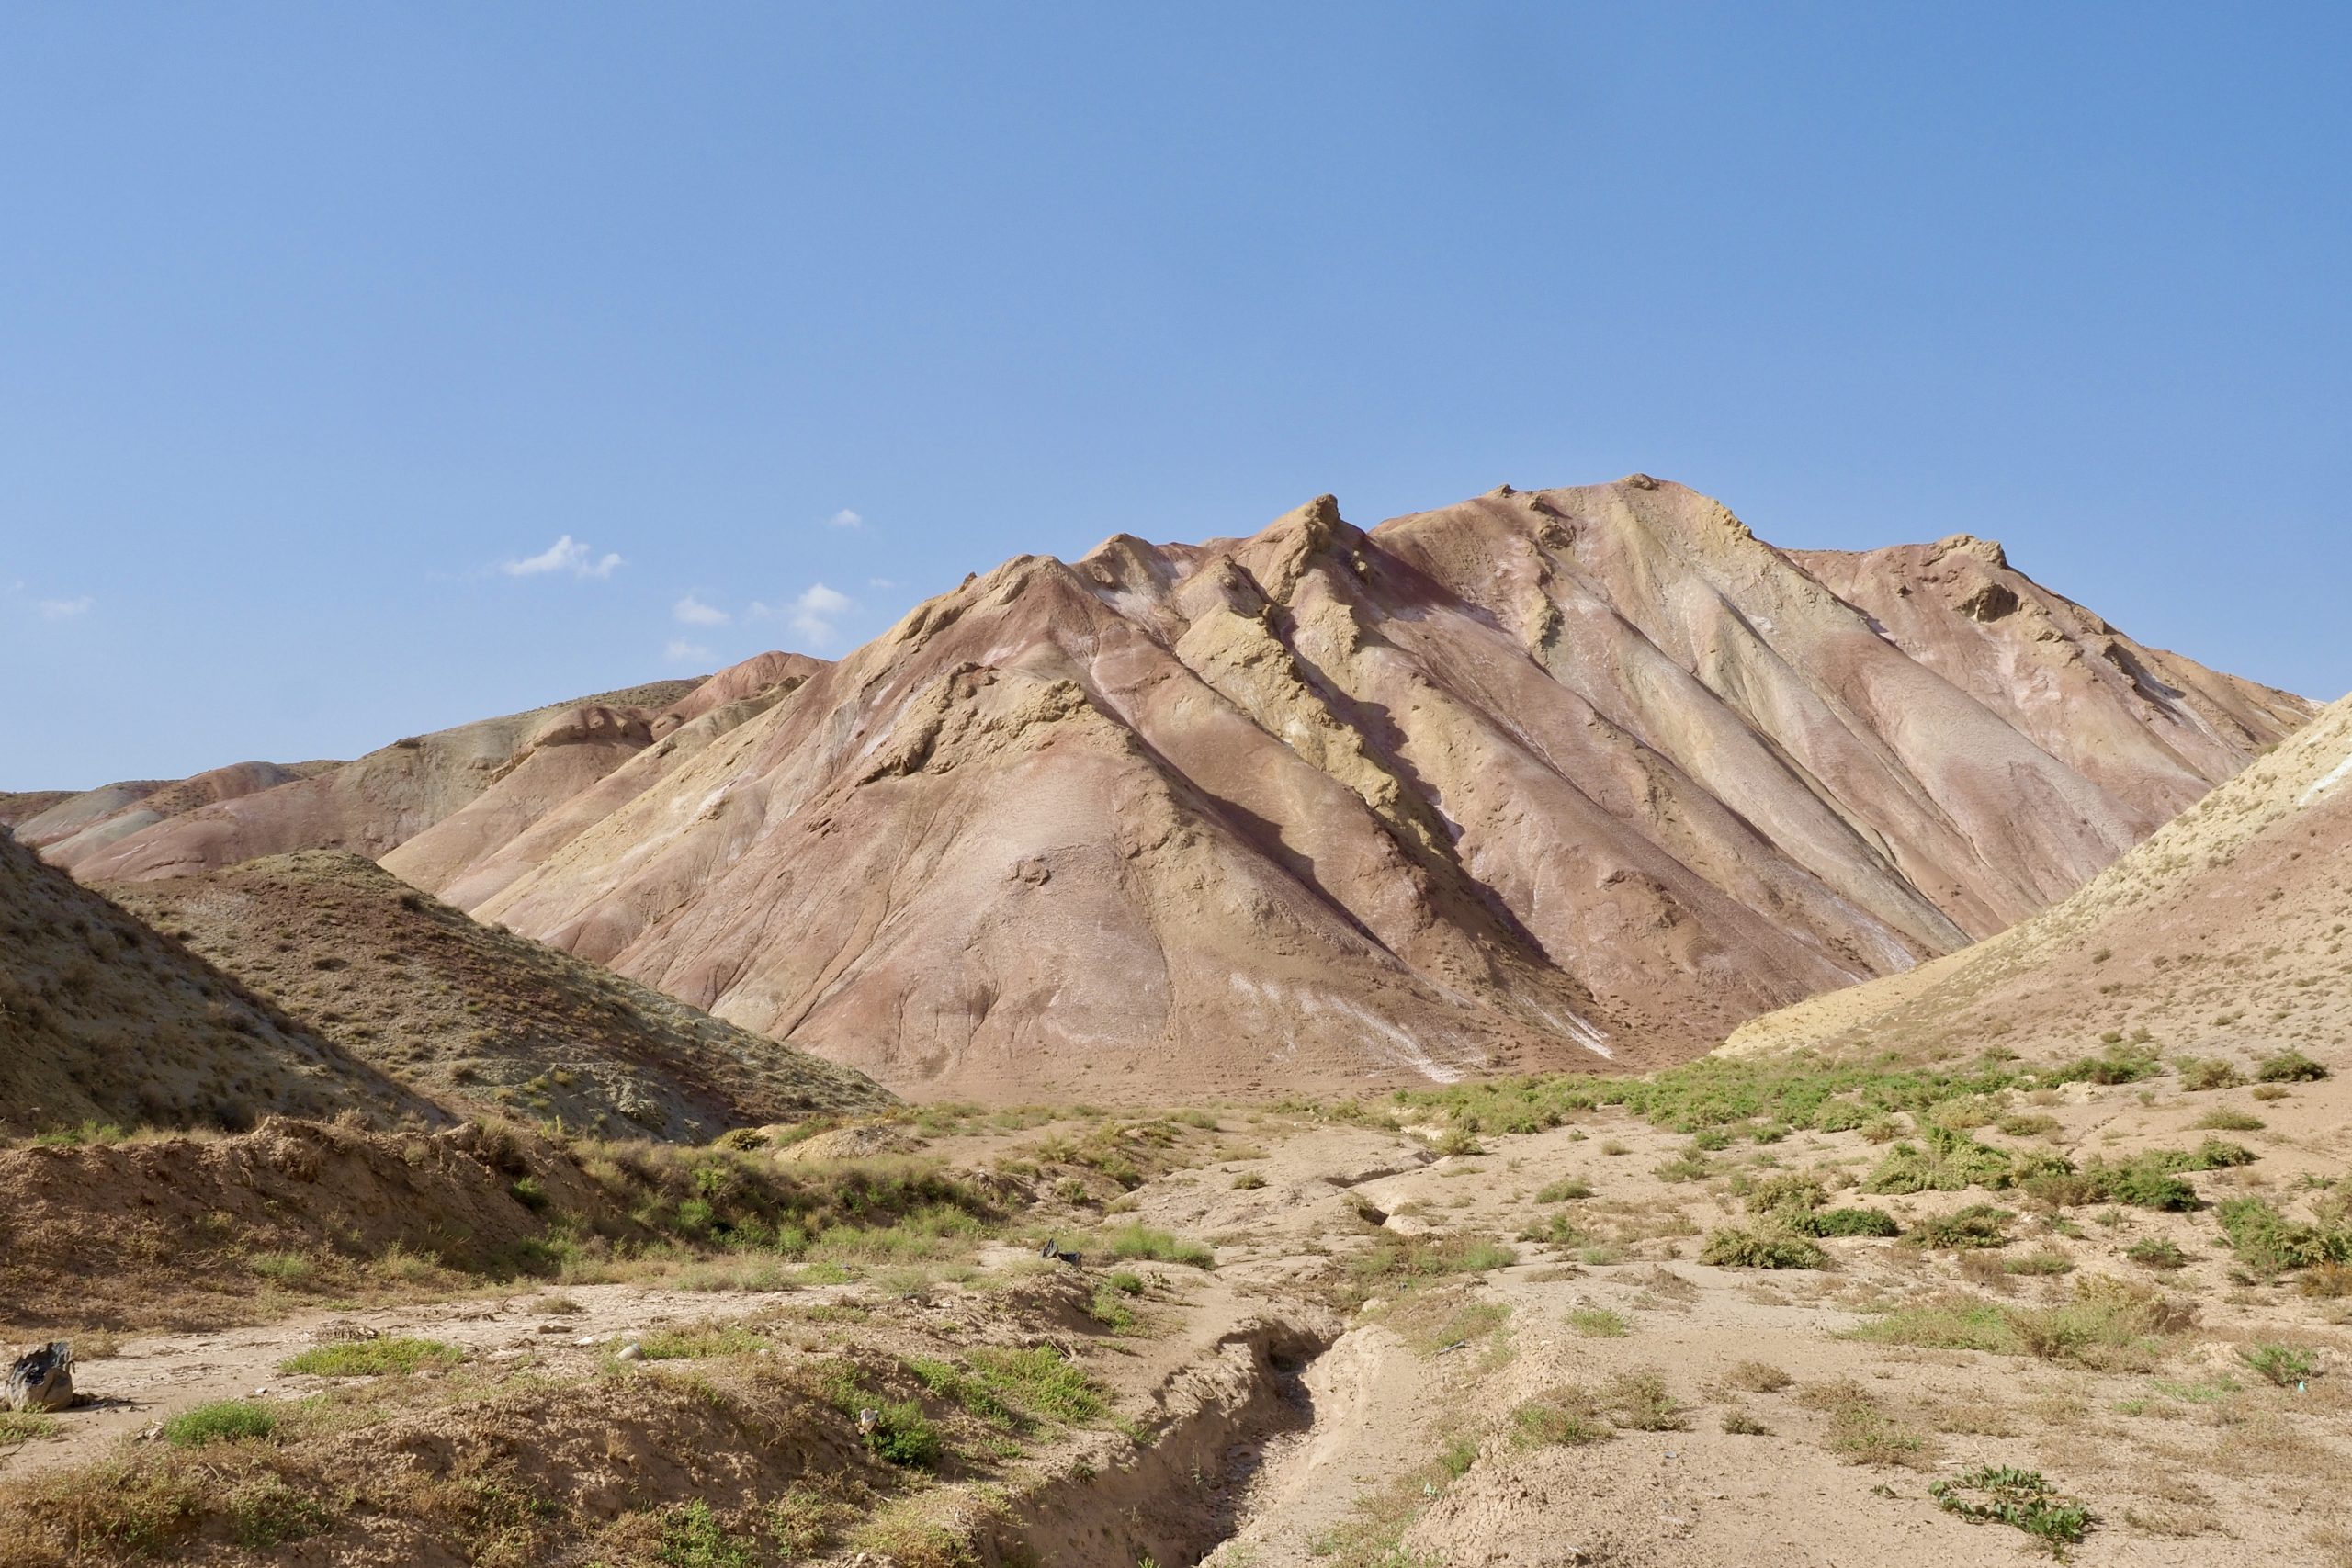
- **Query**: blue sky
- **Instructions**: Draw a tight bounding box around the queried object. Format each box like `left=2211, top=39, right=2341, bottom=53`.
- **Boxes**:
left=4, top=5, right=2346, bottom=789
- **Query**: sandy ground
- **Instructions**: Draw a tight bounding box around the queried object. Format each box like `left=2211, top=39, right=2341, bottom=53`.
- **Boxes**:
left=6, top=1081, right=2352, bottom=1565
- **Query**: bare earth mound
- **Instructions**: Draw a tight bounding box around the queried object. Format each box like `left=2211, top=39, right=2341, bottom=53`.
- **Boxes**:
left=1728, top=689, right=2352, bottom=1066
left=0, top=831, right=434, bottom=1135
left=107, top=852, right=892, bottom=1141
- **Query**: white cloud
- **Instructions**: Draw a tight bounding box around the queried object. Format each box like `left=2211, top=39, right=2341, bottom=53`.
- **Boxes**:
left=502, top=535, right=624, bottom=579
left=36, top=595, right=94, bottom=620
left=664, top=637, right=716, bottom=664
left=826, top=508, right=864, bottom=530
left=754, top=582, right=856, bottom=646
left=867, top=577, right=900, bottom=590
left=673, top=593, right=730, bottom=626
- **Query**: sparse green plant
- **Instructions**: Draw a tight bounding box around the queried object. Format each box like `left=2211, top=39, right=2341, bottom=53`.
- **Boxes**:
left=1567, top=1307, right=1628, bottom=1337
left=2239, top=1342, right=2320, bottom=1386
left=861, top=1401, right=942, bottom=1468
left=1601, top=1370, right=1687, bottom=1431
left=2123, top=1237, right=2189, bottom=1270
left=1721, top=1359, right=1792, bottom=1393
left=280, top=1337, right=464, bottom=1377
left=1231, top=1172, right=1266, bottom=1190
left=1701, top=1224, right=1826, bottom=1269
left=2002, top=1248, right=2075, bottom=1277
left=2174, top=1057, right=2242, bottom=1092
left=1721, top=1407, right=1769, bottom=1435
left=1997, top=1112, right=2063, bottom=1137
left=1107, top=1224, right=1215, bottom=1269
left=1511, top=1386, right=1611, bottom=1446
left=1792, top=1206, right=1901, bottom=1238
left=653, top=1499, right=759, bottom=1567
left=1901, top=1205, right=2014, bottom=1250
left=1535, top=1176, right=1593, bottom=1202
left=2192, top=1107, right=2264, bottom=1132
left=161, top=1399, right=277, bottom=1447
left=2256, top=1050, right=2328, bottom=1083
left=1930, top=1465, right=2093, bottom=1555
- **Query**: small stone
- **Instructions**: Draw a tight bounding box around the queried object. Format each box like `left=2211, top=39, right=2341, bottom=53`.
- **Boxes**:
left=616, top=1343, right=644, bottom=1362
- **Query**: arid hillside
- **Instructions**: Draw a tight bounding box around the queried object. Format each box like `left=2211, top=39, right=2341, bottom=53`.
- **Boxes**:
left=0, top=831, right=434, bottom=1135
left=1727, top=689, right=2352, bottom=1066
left=418, top=480, right=2307, bottom=1100
left=106, top=852, right=892, bottom=1141
left=28, top=680, right=698, bottom=882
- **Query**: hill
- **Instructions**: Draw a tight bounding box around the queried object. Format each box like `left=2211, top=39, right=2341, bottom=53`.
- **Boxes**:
left=106, top=852, right=893, bottom=1140
left=32, top=680, right=698, bottom=882
left=0, top=830, right=434, bottom=1134
left=414, top=479, right=2307, bottom=1100
left=1726, top=691, right=2352, bottom=1066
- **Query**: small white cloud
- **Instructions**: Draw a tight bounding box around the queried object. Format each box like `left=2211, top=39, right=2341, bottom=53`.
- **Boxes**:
left=664, top=637, right=716, bottom=664
left=825, top=508, right=864, bottom=530
left=673, top=593, right=730, bottom=626
left=867, top=577, right=900, bottom=590
left=37, top=595, right=94, bottom=620
left=502, top=535, right=624, bottom=579
left=754, top=581, right=854, bottom=647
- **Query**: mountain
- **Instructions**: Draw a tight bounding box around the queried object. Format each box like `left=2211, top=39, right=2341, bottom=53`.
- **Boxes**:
left=390, top=479, right=2308, bottom=1099
left=1726, top=690, right=2352, bottom=1066
left=0, top=830, right=435, bottom=1134
left=31, top=680, right=699, bottom=882
left=105, top=852, right=892, bottom=1139
left=32, top=479, right=2307, bottom=1101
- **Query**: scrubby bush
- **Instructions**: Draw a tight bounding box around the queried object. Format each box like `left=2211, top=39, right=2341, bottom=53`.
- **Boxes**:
left=2256, top=1050, right=2328, bottom=1083
left=1700, top=1225, right=1826, bottom=1269
left=1901, top=1205, right=2013, bottom=1250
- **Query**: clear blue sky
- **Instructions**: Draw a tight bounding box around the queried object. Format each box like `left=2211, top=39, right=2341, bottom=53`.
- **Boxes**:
left=5, top=5, right=2346, bottom=789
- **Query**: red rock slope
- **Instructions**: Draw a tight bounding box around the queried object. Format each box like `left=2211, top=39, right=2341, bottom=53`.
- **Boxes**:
left=397, top=479, right=2308, bottom=1100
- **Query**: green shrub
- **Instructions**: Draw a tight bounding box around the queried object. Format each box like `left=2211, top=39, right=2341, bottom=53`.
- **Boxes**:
left=1901, top=1205, right=2013, bottom=1250
left=1535, top=1176, right=1593, bottom=1202
left=2175, top=1057, right=2243, bottom=1091
left=2214, top=1197, right=2352, bottom=1277
left=247, top=1252, right=316, bottom=1283
left=2086, top=1159, right=2197, bottom=1212
left=1231, top=1172, right=1267, bottom=1190
left=1931, top=1466, right=2093, bottom=1554
left=1106, top=1269, right=1146, bottom=1295
left=1567, top=1307, right=1628, bottom=1338
left=1866, top=1126, right=2070, bottom=1196
left=2193, top=1107, right=2265, bottom=1132
left=2123, top=1237, right=2188, bottom=1270
left=1996, top=1112, right=2062, bottom=1138
left=2256, top=1050, right=2328, bottom=1083
left=1742, top=1174, right=1827, bottom=1216
left=1700, top=1225, right=1826, bottom=1269
left=161, top=1399, right=277, bottom=1447
left=280, top=1337, right=464, bottom=1377
left=1792, top=1207, right=1901, bottom=1238
left=862, top=1400, right=942, bottom=1468
left=2240, top=1342, right=2320, bottom=1386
